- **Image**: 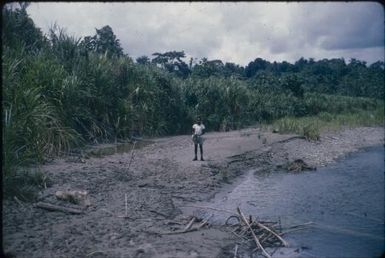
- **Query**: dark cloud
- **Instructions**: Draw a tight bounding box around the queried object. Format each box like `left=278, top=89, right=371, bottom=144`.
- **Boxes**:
left=292, top=2, right=384, bottom=51
left=26, top=2, right=384, bottom=66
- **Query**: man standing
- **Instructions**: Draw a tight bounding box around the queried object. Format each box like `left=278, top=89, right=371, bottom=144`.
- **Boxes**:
left=192, top=117, right=205, bottom=161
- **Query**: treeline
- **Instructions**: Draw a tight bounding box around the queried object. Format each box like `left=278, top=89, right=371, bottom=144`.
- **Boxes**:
left=2, top=4, right=384, bottom=173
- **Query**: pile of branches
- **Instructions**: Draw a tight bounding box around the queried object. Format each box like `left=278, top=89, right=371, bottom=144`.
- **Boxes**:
left=226, top=207, right=297, bottom=258
left=164, top=205, right=312, bottom=258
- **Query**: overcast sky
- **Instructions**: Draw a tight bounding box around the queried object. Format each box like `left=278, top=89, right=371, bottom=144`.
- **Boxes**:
left=26, top=2, right=384, bottom=66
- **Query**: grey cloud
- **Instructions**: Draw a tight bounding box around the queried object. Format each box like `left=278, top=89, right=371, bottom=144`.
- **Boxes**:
left=292, top=2, right=384, bottom=51
left=27, top=2, right=384, bottom=66
left=114, top=3, right=223, bottom=60
left=269, top=39, right=290, bottom=54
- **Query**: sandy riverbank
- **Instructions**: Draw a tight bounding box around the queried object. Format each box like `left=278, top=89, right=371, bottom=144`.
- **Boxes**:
left=3, top=126, right=384, bottom=258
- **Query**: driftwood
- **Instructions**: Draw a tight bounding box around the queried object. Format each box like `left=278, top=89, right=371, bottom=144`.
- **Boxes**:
left=280, top=222, right=314, bottom=235
left=161, top=227, right=199, bottom=235
left=197, top=214, right=213, bottom=229
left=184, top=216, right=197, bottom=231
left=86, top=250, right=106, bottom=257
left=162, top=216, right=198, bottom=235
left=253, top=220, right=288, bottom=247
left=233, top=244, right=238, bottom=258
left=100, top=208, right=131, bottom=219
left=125, top=193, right=128, bottom=217
left=118, top=193, right=130, bottom=218
left=149, top=210, right=168, bottom=218
left=181, top=204, right=236, bottom=215
left=230, top=209, right=313, bottom=257
left=162, top=214, right=213, bottom=235
left=237, top=207, right=271, bottom=258
left=35, top=202, right=84, bottom=214
left=178, top=206, right=311, bottom=257
left=55, top=190, right=91, bottom=206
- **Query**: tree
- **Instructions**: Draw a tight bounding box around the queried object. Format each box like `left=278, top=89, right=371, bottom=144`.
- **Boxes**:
left=151, top=51, right=190, bottom=78
left=48, top=24, right=83, bottom=73
left=136, top=55, right=150, bottom=65
left=224, top=62, right=245, bottom=79
left=369, top=61, right=384, bottom=70
left=82, top=25, right=124, bottom=58
left=245, top=58, right=270, bottom=77
left=191, top=58, right=226, bottom=78
left=2, top=2, right=46, bottom=52
left=79, top=36, right=95, bottom=52
left=294, top=57, right=308, bottom=72
left=281, top=74, right=304, bottom=98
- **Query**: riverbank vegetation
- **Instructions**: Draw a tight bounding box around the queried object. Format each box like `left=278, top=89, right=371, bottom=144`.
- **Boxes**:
left=270, top=105, right=384, bottom=141
left=3, top=4, right=384, bottom=175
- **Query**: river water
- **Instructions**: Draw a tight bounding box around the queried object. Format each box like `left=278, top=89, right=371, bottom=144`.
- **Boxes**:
left=190, top=145, right=384, bottom=258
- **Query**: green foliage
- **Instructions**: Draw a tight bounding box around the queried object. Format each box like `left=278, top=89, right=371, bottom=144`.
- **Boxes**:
left=2, top=3, right=46, bottom=52
left=281, top=74, right=304, bottom=98
left=136, top=55, right=150, bottom=65
left=152, top=51, right=190, bottom=78
left=2, top=45, right=79, bottom=176
left=2, top=5, right=384, bottom=176
left=3, top=168, right=52, bottom=201
left=302, top=123, right=320, bottom=141
left=78, top=25, right=124, bottom=58
left=181, top=76, right=250, bottom=131
left=272, top=105, right=384, bottom=141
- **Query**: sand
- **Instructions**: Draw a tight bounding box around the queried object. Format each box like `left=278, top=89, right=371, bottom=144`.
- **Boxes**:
left=3, top=126, right=384, bottom=258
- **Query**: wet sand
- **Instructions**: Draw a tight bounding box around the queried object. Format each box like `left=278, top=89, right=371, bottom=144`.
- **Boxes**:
left=2, top=126, right=384, bottom=258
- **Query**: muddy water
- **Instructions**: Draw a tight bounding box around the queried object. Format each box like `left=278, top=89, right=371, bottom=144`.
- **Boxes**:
left=191, top=145, right=384, bottom=258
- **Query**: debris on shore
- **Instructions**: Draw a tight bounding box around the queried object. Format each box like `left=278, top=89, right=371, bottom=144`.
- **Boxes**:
left=278, top=159, right=316, bottom=172
left=166, top=206, right=313, bottom=258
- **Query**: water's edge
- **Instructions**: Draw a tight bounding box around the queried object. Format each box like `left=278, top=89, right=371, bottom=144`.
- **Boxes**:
left=184, top=145, right=384, bottom=258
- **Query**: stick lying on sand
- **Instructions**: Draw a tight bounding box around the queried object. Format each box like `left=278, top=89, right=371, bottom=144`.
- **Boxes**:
left=35, top=202, right=84, bottom=214
left=184, top=216, right=197, bottom=231
left=181, top=204, right=236, bottom=215
left=162, top=214, right=213, bottom=235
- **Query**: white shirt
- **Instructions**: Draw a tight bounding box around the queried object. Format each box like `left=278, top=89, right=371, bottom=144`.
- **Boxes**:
left=192, top=123, right=205, bottom=136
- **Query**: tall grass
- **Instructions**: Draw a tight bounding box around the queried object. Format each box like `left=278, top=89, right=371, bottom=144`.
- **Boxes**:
left=2, top=48, right=79, bottom=176
left=271, top=105, right=384, bottom=140
left=3, top=5, right=384, bottom=176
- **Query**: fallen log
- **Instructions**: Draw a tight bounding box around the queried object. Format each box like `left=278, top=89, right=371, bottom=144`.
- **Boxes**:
left=35, top=202, right=84, bottom=214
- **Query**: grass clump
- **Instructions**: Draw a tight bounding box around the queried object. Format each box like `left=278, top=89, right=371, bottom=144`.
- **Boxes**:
left=271, top=106, right=384, bottom=141
left=3, top=168, right=52, bottom=202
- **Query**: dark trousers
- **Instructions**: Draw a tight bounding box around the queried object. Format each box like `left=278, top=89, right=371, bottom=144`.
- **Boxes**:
left=194, top=144, right=203, bottom=158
